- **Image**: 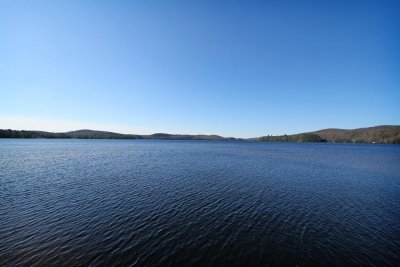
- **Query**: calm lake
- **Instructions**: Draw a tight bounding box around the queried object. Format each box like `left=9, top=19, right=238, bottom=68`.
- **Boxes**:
left=0, top=139, right=399, bottom=266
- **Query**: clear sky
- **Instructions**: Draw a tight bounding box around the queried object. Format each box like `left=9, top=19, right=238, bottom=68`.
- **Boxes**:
left=1, top=0, right=399, bottom=137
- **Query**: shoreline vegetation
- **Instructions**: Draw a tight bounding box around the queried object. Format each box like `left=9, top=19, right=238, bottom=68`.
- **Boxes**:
left=0, top=125, right=399, bottom=144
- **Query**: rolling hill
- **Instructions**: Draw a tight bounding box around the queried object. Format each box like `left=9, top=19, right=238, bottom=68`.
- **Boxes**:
left=0, top=129, right=238, bottom=141
left=1, top=125, right=399, bottom=143
left=259, top=125, right=400, bottom=144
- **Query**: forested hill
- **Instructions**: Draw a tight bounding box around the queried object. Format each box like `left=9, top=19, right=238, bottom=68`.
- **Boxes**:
left=0, top=129, right=238, bottom=141
left=314, top=126, right=400, bottom=144
left=259, top=125, right=400, bottom=144
left=1, top=125, right=400, bottom=143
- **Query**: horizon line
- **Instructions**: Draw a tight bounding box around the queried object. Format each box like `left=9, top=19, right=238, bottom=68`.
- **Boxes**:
left=1, top=124, right=399, bottom=139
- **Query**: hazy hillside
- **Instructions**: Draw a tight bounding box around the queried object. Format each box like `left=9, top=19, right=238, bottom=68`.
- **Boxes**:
left=259, top=125, right=400, bottom=144
left=144, top=133, right=236, bottom=141
left=66, top=130, right=142, bottom=139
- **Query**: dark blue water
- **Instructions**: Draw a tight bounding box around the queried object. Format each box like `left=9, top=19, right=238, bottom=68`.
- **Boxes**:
left=0, top=139, right=399, bottom=266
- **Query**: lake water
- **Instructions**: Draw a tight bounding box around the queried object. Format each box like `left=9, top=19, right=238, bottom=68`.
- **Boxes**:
left=0, top=139, right=399, bottom=266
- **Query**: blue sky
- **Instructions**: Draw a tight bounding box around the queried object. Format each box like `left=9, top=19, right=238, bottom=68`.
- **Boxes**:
left=1, top=0, right=399, bottom=137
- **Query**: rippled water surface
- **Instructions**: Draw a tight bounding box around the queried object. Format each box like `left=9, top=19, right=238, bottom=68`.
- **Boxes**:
left=1, top=139, right=399, bottom=266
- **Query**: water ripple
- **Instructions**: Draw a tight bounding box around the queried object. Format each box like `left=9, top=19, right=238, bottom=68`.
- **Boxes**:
left=0, top=140, right=399, bottom=266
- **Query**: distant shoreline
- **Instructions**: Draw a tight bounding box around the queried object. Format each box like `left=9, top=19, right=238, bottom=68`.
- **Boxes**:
left=1, top=125, right=399, bottom=144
